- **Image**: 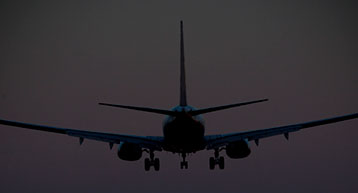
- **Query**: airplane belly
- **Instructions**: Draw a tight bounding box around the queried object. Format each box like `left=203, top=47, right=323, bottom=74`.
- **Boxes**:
left=163, top=118, right=205, bottom=153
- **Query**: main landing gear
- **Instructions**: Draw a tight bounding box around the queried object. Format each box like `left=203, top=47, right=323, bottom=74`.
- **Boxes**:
left=180, top=153, right=188, bottom=169
left=144, top=150, right=160, bottom=171
left=209, top=148, right=225, bottom=170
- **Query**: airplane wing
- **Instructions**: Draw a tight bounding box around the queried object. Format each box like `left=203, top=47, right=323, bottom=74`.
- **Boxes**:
left=205, top=113, right=358, bottom=149
left=0, top=119, right=164, bottom=151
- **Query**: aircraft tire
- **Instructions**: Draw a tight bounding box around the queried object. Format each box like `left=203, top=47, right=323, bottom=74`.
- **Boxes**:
left=209, top=157, right=215, bottom=170
left=145, top=158, right=150, bottom=171
left=219, top=156, right=225, bottom=170
left=154, top=158, right=160, bottom=171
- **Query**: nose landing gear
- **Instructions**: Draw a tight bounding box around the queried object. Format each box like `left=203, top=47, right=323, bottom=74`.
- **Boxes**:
left=180, top=153, right=188, bottom=169
left=209, top=148, right=225, bottom=170
left=144, top=150, right=160, bottom=171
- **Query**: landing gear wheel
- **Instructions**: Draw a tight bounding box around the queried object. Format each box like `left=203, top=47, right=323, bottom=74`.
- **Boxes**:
left=154, top=158, right=160, bottom=171
left=144, top=150, right=160, bottom=171
left=209, top=149, right=226, bottom=170
left=180, top=161, right=188, bottom=169
left=180, top=153, right=189, bottom=169
left=209, top=157, right=215, bottom=170
left=218, top=156, right=225, bottom=170
left=144, top=158, right=150, bottom=171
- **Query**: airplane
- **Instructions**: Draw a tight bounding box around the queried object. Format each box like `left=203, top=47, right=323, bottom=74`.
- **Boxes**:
left=1, top=21, right=357, bottom=171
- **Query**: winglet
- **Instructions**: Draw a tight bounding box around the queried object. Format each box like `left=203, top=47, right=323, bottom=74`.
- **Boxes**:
left=180, top=20, right=187, bottom=106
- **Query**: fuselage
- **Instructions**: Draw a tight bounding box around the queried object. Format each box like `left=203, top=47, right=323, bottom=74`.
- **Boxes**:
left=162, top=105, right=206, bottom=153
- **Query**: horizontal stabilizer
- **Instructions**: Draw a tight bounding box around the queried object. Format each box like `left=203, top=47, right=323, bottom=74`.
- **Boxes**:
left=190, top=99, right=268, bottom=115
left=98, top=103, right=177, bottom=116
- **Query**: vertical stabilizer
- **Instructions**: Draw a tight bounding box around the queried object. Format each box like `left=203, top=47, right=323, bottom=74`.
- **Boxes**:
left=180, top=21, right=187, bottom=106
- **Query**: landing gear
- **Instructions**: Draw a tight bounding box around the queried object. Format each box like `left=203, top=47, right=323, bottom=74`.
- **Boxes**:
left=144, top=158, right=150, bottom=171
left=209, top=157, right=215, bottom=170
left=218, top=156, right=225, bottom=169
left=209, top=148, right=225, bottom=170
left=154, top=158, right=160, bottom=171
left=144, top=150, right=160, bottom=171
left=180, top=153, right=188, bottom=169
left=180, top=161, right=188, bottom=169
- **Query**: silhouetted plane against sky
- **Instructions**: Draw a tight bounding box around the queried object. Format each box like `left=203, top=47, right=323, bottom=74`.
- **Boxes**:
left=0, top=21, right=357, bottom=171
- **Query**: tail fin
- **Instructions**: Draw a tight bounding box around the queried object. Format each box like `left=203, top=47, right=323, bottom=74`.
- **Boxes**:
left=179, top=20, right=187, bottom=106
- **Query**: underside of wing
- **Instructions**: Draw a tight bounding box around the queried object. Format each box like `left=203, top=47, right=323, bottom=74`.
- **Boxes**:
left=0, top=118, right=164, bottom=151
left=205, top=113, right=358, bottom=150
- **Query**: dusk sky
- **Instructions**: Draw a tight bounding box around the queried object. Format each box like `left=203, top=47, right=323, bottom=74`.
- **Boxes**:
left=0, top=1, right=357, bottom=193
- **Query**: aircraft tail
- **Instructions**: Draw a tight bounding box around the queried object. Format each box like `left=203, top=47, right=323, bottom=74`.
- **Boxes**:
left=99, top=99, right=268, bottom=116
left=179, top=20, right=187, bottom=106
left=99, top=22, right=268, bottom=116
left=189, top=99, right=268, bottom=116
left=98, top=103, right=177, bottom=116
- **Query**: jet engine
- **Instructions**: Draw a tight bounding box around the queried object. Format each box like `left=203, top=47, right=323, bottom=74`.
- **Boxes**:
left=117, top=142, right=143, bottom=161
left=225, top=140, right=251, bottom=159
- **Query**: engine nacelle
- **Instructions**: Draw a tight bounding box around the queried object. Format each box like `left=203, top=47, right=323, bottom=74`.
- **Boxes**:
left=225, top=140, right=251, bottom=159
left=117, top=142, right=143, bottom=161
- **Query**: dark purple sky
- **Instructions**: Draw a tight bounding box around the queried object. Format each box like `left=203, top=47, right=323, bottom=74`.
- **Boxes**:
left=0, top=1, right=357, bottom=193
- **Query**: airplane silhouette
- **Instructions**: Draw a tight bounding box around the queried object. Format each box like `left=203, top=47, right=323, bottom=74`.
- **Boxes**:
left=1, top=21, right=357, bottom=171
